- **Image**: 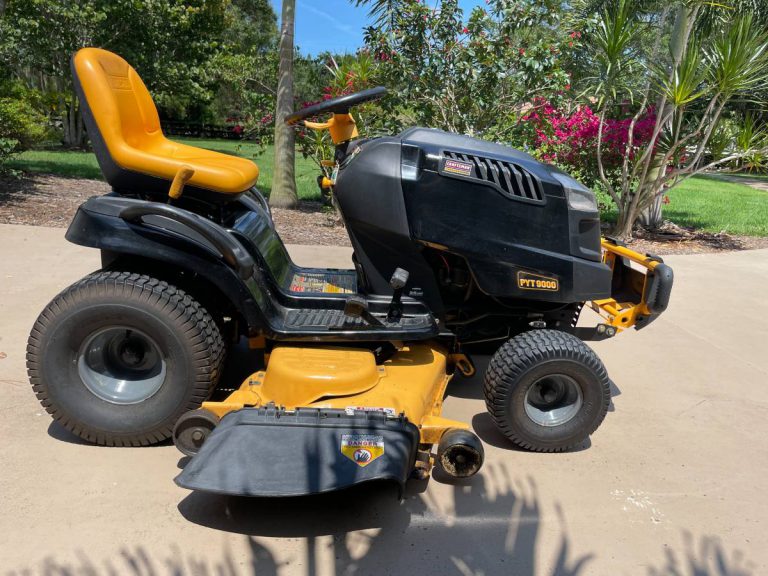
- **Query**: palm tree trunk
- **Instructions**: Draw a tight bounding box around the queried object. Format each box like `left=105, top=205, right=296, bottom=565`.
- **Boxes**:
left=269, top=0, right=297, bottom=208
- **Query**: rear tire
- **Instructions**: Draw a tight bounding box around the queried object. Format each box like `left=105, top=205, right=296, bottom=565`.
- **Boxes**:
left=483, top=330, right=610, bottom=452
left=27, top=271, right=225, bottom=446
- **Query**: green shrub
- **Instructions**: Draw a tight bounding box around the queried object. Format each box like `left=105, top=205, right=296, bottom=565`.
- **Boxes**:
left=0, top=80, right=47, bottom=174
left=0, top=137, right=19, bottom=175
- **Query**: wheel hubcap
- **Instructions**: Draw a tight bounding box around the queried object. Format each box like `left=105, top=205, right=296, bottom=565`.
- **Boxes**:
left=78, top=327, right=166, bottom=404
left=524, top=374, right=583, bottom=427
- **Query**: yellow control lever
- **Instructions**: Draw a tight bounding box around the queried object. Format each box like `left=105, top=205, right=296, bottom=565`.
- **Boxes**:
left=168, top=165, right=195, bottom=200
left=303, top=113, right=358, bottom=144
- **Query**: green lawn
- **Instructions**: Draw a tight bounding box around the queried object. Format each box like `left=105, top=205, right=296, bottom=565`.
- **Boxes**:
left=665, top=175, right=768, bottom=236
left=720, top=172, right=768, bottom=182
left=9, top=138, right=322, bottom=201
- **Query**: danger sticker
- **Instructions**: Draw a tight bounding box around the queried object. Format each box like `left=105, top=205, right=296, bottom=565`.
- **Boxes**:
left=341, top=434, right=385, bottom=467
left=344, top=406, right=396, bottom=417
left=517, top=271, right=559, bottom=291
left=443, top=159, right=473, bottom=177
left=289, top=273, right=355, bottom=294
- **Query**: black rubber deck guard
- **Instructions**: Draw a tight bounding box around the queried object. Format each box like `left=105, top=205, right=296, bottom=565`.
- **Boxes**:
left=175, top=407, right=420, bottom=497
left=644, top=263, right=674, bottom=314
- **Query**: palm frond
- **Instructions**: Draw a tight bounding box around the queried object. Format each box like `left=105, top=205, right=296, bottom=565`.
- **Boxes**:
left=705, top=13, right=768, bottom=98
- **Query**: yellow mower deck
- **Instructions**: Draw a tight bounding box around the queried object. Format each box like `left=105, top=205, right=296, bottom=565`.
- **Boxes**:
left=173, top=344, right=476, bottom=495
left=202, top=344, right=468, bottom=446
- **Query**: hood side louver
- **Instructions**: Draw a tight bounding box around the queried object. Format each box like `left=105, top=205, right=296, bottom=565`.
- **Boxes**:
left=444, top=151, right=544, bottom=202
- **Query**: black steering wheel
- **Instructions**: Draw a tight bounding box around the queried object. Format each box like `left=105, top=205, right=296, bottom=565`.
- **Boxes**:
left=285, top=86, right=387, bottom=125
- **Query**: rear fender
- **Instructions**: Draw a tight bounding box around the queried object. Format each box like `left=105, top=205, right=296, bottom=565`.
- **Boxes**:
left=66, top=196, right=267, bottom=335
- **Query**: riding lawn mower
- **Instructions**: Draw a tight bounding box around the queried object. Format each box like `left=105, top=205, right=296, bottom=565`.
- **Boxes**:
left=27, top=48, right=673, bottom=497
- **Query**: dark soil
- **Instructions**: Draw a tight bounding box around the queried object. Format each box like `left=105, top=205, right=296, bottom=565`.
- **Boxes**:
left=2, top=174, right=767, bottom=254
left=624, top=221, right=768, bottom=255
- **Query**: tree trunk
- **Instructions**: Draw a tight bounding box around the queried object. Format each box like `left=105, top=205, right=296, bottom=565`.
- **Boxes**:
left=67, top=99, right=77, bottom=147
left=639, top=6, right=690, bottom=229
left=637, top=195, right=663, bottom=228
left=638, top=156, right=664, bottom=229
left=61, top=91, right=87, bottom=149
left=76, top=102, right=85, bottom=148
left=60, top=95, right=73, bottom=147
left=269, top=0, right=297, bottom=208
left=613, top=205, right=637, bottom=239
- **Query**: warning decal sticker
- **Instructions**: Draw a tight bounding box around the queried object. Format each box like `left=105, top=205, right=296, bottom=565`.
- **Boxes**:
left=341, top=434, right=385, bottom=467
left=289, top=272, right=356, bottom=294
left=344, top=406, right=396, bottom=417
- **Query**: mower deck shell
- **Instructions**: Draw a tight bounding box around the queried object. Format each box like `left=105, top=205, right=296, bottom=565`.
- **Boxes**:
left=201, top=344, right=469, bottom=445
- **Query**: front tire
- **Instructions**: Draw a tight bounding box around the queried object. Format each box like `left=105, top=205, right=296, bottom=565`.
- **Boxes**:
left=483, top=330, right=610, bottom=452
left=27, top=271, right=225, bottom=446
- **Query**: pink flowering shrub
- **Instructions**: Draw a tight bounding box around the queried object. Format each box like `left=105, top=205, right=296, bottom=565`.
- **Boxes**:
left=520, top=99, right=656, bottom=186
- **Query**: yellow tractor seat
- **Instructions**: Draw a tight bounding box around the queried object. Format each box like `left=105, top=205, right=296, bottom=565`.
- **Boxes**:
left=72, top=48, right=259, bottom=199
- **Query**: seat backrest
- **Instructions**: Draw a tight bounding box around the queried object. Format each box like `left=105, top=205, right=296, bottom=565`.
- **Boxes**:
left=73, top=47, right=259, bottom=200
left=72, top=47, right=165, bottom=192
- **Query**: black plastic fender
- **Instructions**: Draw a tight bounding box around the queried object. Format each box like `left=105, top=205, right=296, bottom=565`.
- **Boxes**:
left=65, top=195, right=267, bottom=334
left=119, top=202, right=254, bottom=280
left=175, top=407, right=420, bottom=497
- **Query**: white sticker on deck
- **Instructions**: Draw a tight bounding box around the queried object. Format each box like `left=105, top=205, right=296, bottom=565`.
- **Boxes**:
left=344, top=406, right=396, bottom=417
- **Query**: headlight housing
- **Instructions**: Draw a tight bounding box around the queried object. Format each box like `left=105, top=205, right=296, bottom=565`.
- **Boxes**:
left=553, top=172, right=598, bottom=212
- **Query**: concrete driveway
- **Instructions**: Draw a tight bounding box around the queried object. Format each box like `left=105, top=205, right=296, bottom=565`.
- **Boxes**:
left=1, top=222, right=766, bottom=576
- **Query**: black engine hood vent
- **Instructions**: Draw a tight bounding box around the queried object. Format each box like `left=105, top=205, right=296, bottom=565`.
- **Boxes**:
left=442, top=151, right=544, bottom=203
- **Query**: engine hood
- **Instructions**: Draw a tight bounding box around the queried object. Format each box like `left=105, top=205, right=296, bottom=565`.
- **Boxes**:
left=399, top=127, right=564, bottom=186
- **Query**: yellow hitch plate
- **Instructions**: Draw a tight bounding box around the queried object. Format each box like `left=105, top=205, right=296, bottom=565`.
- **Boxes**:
left=590, top=238, right=672, bottom=332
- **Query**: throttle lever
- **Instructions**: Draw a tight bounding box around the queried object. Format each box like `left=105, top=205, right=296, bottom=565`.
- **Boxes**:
left=387, top=268, right=409, bottom=323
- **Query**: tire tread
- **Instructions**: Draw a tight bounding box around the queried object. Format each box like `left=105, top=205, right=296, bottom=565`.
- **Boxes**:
left=483, top=329, right=610, bottom=452
left=26, top=271, right=225, bottom=447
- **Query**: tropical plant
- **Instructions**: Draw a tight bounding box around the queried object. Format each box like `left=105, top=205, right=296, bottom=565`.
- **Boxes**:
left=294, top=51, right=382, bottom=205
left=354, top=0, right=399, bottom=31
left=363, top=0, right=578, bottom=139
left=734, top=113, right=768, bottom=172
left=706, top=116, right=735, bottom=164
left=587, top=2, right=768, bottom=237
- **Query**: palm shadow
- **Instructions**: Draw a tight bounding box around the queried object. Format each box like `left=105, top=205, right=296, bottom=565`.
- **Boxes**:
left=647, top=530, right=755, bottom=576
left=7, top=527, right=754, bottom=576
left=178, top=463, right=595, bottom=576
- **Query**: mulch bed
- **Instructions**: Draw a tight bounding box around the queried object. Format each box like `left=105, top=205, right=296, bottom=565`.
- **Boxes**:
left=0, top=174, right=109, bottom=228
left=0, top=174, right=351, bottom=246
left=2, top=174, right=767, bottom=254
left=622, top=221, right=768, bottom=255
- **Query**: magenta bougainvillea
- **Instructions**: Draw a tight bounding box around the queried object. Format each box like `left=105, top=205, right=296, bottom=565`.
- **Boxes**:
left=521, top=99, right=657, bottom=180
